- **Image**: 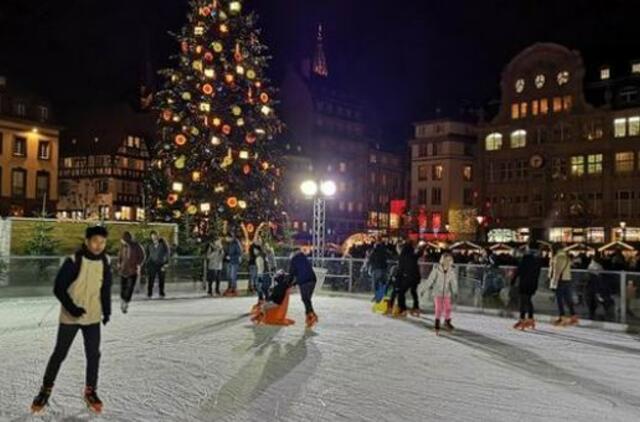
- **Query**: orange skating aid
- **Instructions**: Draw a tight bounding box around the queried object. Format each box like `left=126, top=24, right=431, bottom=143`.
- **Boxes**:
left=259, top=288, right=295, bottom=326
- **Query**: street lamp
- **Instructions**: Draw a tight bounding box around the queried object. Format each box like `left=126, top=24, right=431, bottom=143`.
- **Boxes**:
left=620, top=221, right=627, bottom=242
left=301, top=179, right=336, bottom=265
left=476, top=215, right=486, bottom=243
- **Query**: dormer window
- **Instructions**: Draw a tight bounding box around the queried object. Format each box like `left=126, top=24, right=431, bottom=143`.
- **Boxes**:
left=38, top=105, right=49, bottom=122
left=15, top=102, right=26, bottom=116
left=557, top=71, right=570, bottom=86
left=600, top=67, right=611, bottom=80
left=535, top=74, right=545, bottom=89
left=515, top=78, right=525, bottom=93
left=632, top=62, right=640, bottom=74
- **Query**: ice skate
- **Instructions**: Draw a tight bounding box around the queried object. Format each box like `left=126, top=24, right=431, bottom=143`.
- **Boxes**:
left=434, top=319, right=441, bottom=335
left=444, top=319, right=454, bottom=331
left=30, top=385, right=52, bottom=415
left=513, top=319, right=525, bottom=330
left=121, top=301, right=128, bottom=314
left=568, top=315, right=579, bottom=326
left=84, top=387, right=103, bottom=414
left=524, top=318, right=536, bottom=330
left=409, top=308, right=421, bottom=317
left=552, top=317, right=565, bottom=327
left=306, top=312, right=318, bottom=328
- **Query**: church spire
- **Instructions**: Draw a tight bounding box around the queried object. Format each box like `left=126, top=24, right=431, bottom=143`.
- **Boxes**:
left=312, top=24, right=329, bottom=77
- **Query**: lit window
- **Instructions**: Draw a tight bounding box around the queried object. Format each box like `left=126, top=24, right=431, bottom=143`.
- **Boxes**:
left=553, top=97, right=563, bottom=112
left=463, top=165, right=473, bottom=181
left=600, top=67, right=610, bottom=80
left=38, top=141, right=50, bottom=160
left=557, top=71, right=570, bottom=86
left=615, top=118, right=627, bottom=138
left=540, top=98, right=549, bottom=114
left=532, top=100, right=539, bottom=116
left=629, top=116, right=640, bottom=136
left=369, top=154, right=377, bottom=163
left=485, top=133, right=503, bottom=151
left=535, top=74, right=546, bottom=89
left=510, top=130, right=527, bottom=148
left=432, top=165, right=443, bottom=180
left=570, top=156, right=585, bottom=177
left=587, top=154, right=603, bottom=175
left=348, top=202, right=354, bottom=212
left=339, top=162, right=347, bottom=172
left=633, top=62, right=640, bottom=74
left=520, top=102, right=527, bottom=118
left=11, top=168, right=26, bottom=197
left=615, top=152, right=634, bottom=173
left=511, top=103, right=519, bottom=119
left=563, top=95, right=572, bottom=111
left=13, top=136, right=26, bottom=157
left=339, top=182, right=346, bottom=192
left=15, top=103, right=26, bottom=116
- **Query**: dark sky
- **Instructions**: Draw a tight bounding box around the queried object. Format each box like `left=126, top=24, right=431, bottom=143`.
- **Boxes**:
left=0, top=0, right=638, bottom=144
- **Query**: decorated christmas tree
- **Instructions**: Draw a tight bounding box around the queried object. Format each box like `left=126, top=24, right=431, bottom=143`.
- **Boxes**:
left=148, top=0, right=283, bottom=238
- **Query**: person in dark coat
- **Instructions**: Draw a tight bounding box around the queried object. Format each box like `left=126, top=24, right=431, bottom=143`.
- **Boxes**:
left=394, top=242, right=422, bottom=317
left=512, top=241, right=542, bottom=330
left=288, top=249, right=318, bottom=328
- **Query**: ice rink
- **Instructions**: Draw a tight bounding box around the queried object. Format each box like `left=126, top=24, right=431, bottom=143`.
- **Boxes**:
left=1, top=294, right=640, bottom=421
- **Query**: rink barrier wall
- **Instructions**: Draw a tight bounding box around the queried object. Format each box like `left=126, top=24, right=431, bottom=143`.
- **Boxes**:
left=1, top=255, right=639, bottom=326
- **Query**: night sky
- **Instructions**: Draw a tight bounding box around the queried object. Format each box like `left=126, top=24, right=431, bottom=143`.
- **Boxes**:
left=1, top=0, right=639, bottom=145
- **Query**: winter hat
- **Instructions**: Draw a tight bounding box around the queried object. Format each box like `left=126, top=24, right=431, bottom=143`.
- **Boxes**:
left=85, top=226, right=108, bottom=239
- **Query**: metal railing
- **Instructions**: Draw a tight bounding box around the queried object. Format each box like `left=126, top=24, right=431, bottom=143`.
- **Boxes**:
left=1, top=255, right=638, bottom=325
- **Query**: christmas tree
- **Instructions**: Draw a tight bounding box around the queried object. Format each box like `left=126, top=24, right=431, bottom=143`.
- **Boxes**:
left=148, top=0, right=283, bottom=237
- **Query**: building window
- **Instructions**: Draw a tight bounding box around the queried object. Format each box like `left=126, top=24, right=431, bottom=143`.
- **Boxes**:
left=13, top=136, right=26, bottom=157
left=615, top=118, right=627, bottom=138
left=339, top=162, right=347, bottom=172
left=511, top=103, right=520, bottom=119
left=370, top=172, right=375, bottom=184
left=369, top=154, right=377, bottom=163
left=585, top=120, right=604, bottom=140
left=11, top=168, right=26, bottom=198
left=463, top=165, right=473, bottom=181
left=339, top=182, right=346, bottom=192
left=463, top=188, right=474, bottom=206
left=540, top=98, right=549, bottom=115
left=633, top=62, right=640, bottom=74
left=587, top=154, right=603, bottom=175
left=615, top=151, right=635, bottom=173
left=485, top=133, right=503, bottom=151
left=630, top=116, right=640, bottom=136
left=38, top=106, right=49, bottom=122
left=552, top=158, right=567, bottom=180
left=570, top=156, right=585, bottom=177
left=431, top=188, right=442, bottom=205
left=510, top=130, right=527, bottom=148
left=431, top=143, right=438, bottom=156
left=15, top=102, right=26, bottom=116
left=520, top=102, right=527, bottom=118
left=563, top=96, right=572, bottom=111
left=418, top=188, right=427, bottom=205
left=348, top=202, right=354, bottom=212
left=432, top=165, right=443, bottom=180
left=339, top=201, right=346, bottom=211
left=97, top=180, right=109, bottom=193
left=601, top=67, right=610, bottom=80
left=417, top=144, right=428, bottom=157
left=36, top=171, right=50, bottom=200
left=553, top=97, right=563, bottom=112
left=418, top=165, right=428, bottom=181
left=532, top=100, right=539, bottom=116
left=38, top=141, right=50, bottom=160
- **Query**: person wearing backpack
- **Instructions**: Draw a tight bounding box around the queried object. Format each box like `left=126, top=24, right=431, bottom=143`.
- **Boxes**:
left=146, top=231, right=170, bottom=298
left=512, top=241, right=542, bottom=330
left=549, top=244, right=578, bottom=326
left=30, top=226, right=112, bottom=415
left=118, top=232, right=146, bottom=312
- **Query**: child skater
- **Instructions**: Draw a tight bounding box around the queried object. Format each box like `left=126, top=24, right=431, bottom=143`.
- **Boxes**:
left=425, top=251, right=458, bottom=334
left=31, top=226, right=112, bottom=415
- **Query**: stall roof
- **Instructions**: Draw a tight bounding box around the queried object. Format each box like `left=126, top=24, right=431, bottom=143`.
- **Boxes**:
left=597, top=241, right=635, bottom=252
left=450, top=241, right=484, bottom=251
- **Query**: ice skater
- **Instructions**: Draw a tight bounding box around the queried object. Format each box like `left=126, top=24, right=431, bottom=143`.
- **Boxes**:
left=549, top=244, right=579, bottom=326
left=393, top=242, right=422, bottom=318
left=31, top=226, right=112, bottom=415
left=250, top=248, right=272, bottom=315
left=205, top=238, right=225, bottom=296
left=289, top=248, right=318, bottom=328
left=424, top=252, right=458, bottom=334
left=117, top=231, right=145, bottom=312
left=511, top=241, right=542, bottom=330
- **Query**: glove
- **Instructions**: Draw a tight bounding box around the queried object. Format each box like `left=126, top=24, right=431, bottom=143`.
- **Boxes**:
left=68, top=306, right=86, bottom=318
left=102, top=315, right=110, bottom=326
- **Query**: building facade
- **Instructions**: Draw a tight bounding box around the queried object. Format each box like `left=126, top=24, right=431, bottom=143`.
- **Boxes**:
left=57, top=100, right=154, bottom=221
left=0, top=76, right=59, bottom=217
left=409, top=119, right=477, bottom=240
left=367, top=144, right=406, bottom=235
left=479, top=42, right=640, bottom=244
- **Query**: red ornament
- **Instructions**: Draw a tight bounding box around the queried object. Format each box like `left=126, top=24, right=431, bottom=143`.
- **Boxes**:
left=246, top=223, right=255, bottom=233
left=167, top=193, right=178, bottom=204
left=181, top=41, right=189, bottom=53
left=162, top=110, right=173, bottom=121
left=227, top=197, right=238, bottom=208
left=225, top=74, right=235, bottom=84
left=222, top=124, right=232, bottom=135
left=243, top=164, right=251, bottom=175
left=174, top=134, right=187, bottom=146
left=204, top=52, right=214, bottom=62
left=259, top=92, right=269, bottom=104
left=245, top=133, right=256, bottom=144
left=200, top=6, right=211, bottom=16
left=202, top=84, right=214, bottom=95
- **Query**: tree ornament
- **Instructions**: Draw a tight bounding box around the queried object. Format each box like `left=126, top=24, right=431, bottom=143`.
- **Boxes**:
left=246, top=69, right=256, bottom=79
left=236, top=65, right=245, bottom=75
left=243, top=164, right=251, bottom=174
left=261, top=161, right=269, bottom=170
left=234, top=43, right=243, bottom=62
left=181, top=41, right=189, bottom=53
left=175, top=134, right=187, bottom=146
left=204, top=52, right=214, bottom=62
left=229, top=1, right=242, bottom=13
left=245, top=132, right=257, bottom=144
left=174, top=155, right=186, bottom=169
left=162, top=110, right=173, bottom=121
left=211, top=136, right=221, bottom=146
left=225, top=74, right=235, bottom=84
left=195, top=45, right=204, bottom=54
left=220, top=24, right=229, bottom=33
left=260, top=92, right=269, bottom=104
left=199, top=102, right=211, bottom=112
left=246, top=223, right=255, bottom=233
left=167, top=193, right=179, bottom=204
left=239, top=150, right=249, bottom=159
left=232, top=105, right=242, bottom=116
left=187, top=205, right=198, bottom=215
left=227, top=197, right=238, bottom=208
left=212, top=42, right=223, bottom=52
left=202, top=83, right=214, bottom=95
left=192, top=171, right=201, bottom=182
left=194, top=25, right=205, bottom=36
left=192, top=60, right=203, bottom=72
left=214, top=184, right=225, bottom=193
left=222, top=124, right=232, bottom=135
left=190, top=127, right=200, bottom=136
left=236, top=118, right=245, bottom=127
left=238, top=200, right=247, bottom=209
left=200, top=203, right=211, bottom=213
left=172, top=182, right=184, bottom=192
left=204, top=68, right=215, bottom=78
left=260, top=105, right=272, bottom=116
left=182, top=92, right=192, bottom=101
left=212, top=117, right=222, bottom=126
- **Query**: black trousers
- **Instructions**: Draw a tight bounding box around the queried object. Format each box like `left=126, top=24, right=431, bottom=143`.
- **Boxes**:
left=207, top=269, right=221, bottom=294
left=299, top=281, right=316, bottom=314
left=148, top=263, right=165, bottom=297
left=121, top=275, right=137, bottom=303
left=519, top=293, right=534, bottom=319
left=43, top=323, right=101, bottom=389
left=397, top=286, right=409, bottom=312
left=410, top=284, right=419, bottom=310
left=556, top=282, right=575, bottom=316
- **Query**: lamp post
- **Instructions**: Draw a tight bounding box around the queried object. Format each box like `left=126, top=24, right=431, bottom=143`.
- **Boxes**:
left=476, top=215, right=485, bottom=243
left=301, top=179, right=336, bottom=266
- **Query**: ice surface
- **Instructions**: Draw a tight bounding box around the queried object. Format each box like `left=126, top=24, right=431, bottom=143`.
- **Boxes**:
left=1, top=294, right=640, bottom=421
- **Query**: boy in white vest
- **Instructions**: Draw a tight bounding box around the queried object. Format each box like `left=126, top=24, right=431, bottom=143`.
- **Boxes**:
left=31, top=226, right=112, bottom=415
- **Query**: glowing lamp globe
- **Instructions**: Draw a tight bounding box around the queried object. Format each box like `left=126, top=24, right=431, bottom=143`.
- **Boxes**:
left=320, top=180, right=337, bottom=197
left=300, top=180, right=318, bottom=197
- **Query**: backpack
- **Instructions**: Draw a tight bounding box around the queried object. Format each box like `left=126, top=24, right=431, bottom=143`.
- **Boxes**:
left=69, top=249, right=111, bottom=281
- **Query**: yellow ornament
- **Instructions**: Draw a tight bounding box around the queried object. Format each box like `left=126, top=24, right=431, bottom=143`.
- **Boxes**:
left=236, top=118, right=244, bottom=127
left=236, top=65, right=245, bottom=75
left=204, top=68, right=215, bottom=79
left=192, top=171, right=201, bottom=182
left=246, top=69, right=256, bottom=79
left=211, top=136, right=221, bottom=146
left=174, top=155, right=186, bottom=169
left=182, top=92, right=192, bottom=101
left=238, top=200, right=247, bottom=209
left=232, top=106, right=242, bottom=116
left=192, top=60, right=203, bottom=72
left=212, top=42, right=223, bottom=53
left=187, top=205, right=198, bottom=215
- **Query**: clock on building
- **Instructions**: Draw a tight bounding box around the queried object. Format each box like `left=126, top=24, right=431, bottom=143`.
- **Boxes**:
left=535, top=74, right=546, bottom=88
left=515, top=78, right=525, bottom=93
left=529, top=154, right=544, bottom=169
